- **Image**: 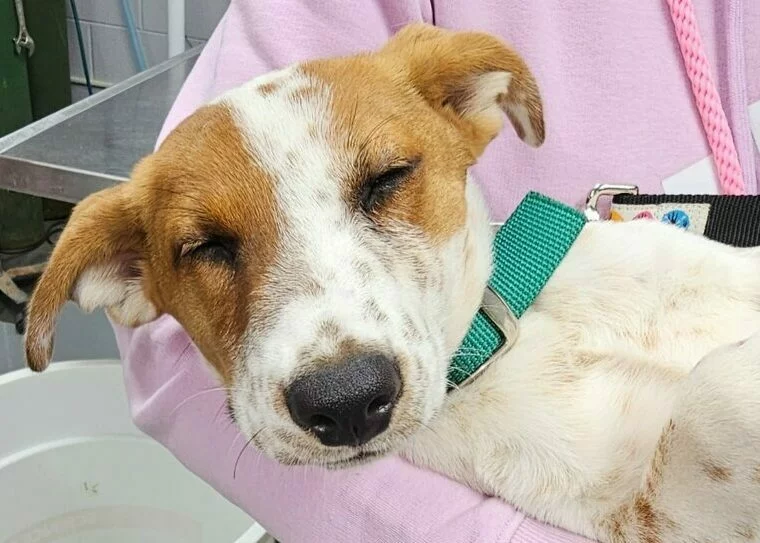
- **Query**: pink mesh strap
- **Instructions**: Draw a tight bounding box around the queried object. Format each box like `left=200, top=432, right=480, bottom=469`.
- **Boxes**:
left=666, top=0, right=746, bottom=195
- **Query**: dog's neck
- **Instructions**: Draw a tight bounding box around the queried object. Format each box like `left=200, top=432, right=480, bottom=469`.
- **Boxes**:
left=439, top=177, right=496, bottom=356
left=445, top=184, right=587, bottom=386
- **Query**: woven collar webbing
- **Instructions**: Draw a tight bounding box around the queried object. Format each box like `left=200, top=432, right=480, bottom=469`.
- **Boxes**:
left=448, top=192, right=587, bottom=386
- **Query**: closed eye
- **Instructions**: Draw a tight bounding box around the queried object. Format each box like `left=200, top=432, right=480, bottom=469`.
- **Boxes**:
left=178, top=235, right=238, bottom=266
left=359, top=160, right=419, bottom=214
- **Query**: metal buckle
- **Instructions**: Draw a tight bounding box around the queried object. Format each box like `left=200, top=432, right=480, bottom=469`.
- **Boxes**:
left=458, top=286, right=520, bottom=388
left=584, top=184, right=639, bottom=221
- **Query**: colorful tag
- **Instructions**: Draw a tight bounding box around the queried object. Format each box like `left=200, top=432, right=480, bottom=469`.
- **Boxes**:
left=611, top=202, right=711, bottom=236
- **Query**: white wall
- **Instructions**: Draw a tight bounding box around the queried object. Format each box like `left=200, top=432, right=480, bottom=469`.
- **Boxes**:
left=67, top=0, right=229, bottom=87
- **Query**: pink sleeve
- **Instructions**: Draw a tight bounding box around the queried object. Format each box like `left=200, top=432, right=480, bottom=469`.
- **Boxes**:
left=118, top=1, right=595, bottom=541
left=118, top=318, right=589, bottom=543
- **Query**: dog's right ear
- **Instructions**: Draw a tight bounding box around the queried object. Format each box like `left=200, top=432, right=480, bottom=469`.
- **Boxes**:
left=25, top=171, right=160, bottom=372
left=383, top=23, right=545, bottom=157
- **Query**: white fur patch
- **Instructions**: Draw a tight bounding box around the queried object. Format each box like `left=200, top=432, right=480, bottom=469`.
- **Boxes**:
left=506, top=102, right=539, bottom=146
left=73, top=263, right=157, bottom=325
left=462, top=71, right=512, bottom=121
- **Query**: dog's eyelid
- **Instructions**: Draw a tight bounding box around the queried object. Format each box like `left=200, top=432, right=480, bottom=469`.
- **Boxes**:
left=174, top=230, right=240, bottom=266
left=366, top=156, right=421, bottom=188
left=377, top=155, right=421, bottom=175
left=178, top=239, right=204, bottom=259
left=358, top=156, right=421, bottom=214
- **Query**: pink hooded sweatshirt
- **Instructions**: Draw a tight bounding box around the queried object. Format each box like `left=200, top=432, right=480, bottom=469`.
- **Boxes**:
left=117, top=1, right=760, bottom=541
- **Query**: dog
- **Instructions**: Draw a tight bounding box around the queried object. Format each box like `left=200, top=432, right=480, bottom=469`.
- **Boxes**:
left=22, top=24, right=760, bottom=542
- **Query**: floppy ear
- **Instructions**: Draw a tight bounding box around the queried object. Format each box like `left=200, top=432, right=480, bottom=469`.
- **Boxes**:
left=24, top=180, right=160, bottom=372
left=383, top=23, right=545, bottom=156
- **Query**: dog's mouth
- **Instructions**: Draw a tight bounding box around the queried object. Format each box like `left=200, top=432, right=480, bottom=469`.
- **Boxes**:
left=257, top=393, right=431, bottom=468
left=266, top=436, right=397, bottom=468
left=323, top=449, right=386, bottom=468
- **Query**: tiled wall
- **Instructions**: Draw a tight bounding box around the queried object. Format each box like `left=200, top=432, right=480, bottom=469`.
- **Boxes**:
left=67, top=0, right=229, bottom=87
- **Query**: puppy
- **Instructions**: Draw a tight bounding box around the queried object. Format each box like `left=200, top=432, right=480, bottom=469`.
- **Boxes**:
left=23, top=24, right=760, bottom=542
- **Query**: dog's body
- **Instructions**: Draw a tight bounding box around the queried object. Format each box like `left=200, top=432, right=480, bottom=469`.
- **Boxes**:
left=23, top=24, right=760, bottom=542
left=406, top=196, right=760, bottom=541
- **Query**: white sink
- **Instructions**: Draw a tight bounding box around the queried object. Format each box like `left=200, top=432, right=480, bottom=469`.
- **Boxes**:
left=0, top=360, right=267, bottom=542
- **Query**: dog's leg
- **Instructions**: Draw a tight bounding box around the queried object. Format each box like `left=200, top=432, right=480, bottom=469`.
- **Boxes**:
left=598, top=331, right=760, bottom=543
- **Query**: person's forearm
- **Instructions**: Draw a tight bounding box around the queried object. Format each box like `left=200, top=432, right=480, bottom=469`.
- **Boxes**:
left=118, top=317, right=592, bottom=542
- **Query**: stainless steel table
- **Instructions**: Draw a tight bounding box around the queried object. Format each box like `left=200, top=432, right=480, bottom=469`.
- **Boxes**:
left=0, top=46, right=200, bottom=204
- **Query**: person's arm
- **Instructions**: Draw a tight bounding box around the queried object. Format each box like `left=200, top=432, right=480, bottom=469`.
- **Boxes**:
left=118, top=317, right=589, bottom=543
left=117, top=1, right=594, bottom=540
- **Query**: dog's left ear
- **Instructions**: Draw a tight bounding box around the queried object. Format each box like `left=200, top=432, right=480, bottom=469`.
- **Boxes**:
left=383, top=23, right=545, bottom=156
left=24, top=167, right=161, bottom=373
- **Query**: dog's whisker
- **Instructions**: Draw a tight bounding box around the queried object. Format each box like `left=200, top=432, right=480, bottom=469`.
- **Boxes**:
left=213, top=398, right=229, bottom=421
left=447, top=366, right=474, bottom=378
left=445, top=379, right=461, bottom=392
left=420, top=420, right=444, bottom=440
left=169, top=386, right=247, bottom=418
left=233, top=427, right=266, bottom=479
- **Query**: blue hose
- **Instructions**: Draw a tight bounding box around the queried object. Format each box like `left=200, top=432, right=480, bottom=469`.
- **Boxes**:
left=121, top=0, right=147, bottom=72
left=68, top=0, right=93, bottom=95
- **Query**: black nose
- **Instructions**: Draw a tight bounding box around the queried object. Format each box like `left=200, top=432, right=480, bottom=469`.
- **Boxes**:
left=286, top=353, right=401, bottom=447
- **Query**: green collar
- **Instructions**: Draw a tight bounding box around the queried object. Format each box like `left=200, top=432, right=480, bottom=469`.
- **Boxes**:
left=448, top=192, right=587, bottom=387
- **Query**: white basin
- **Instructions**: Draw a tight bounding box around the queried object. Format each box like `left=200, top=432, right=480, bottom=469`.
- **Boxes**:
left=0, top=360, right=266, bottom=542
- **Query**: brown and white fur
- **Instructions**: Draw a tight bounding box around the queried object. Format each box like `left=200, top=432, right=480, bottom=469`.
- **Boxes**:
left=22, top=24, right=760, bottom=542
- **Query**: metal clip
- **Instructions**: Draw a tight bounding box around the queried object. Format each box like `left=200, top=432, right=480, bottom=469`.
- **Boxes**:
left=12, top=0, right=35, bottom=57
left=584, top=184, right=639, bottom=221
left=458, top=286, right=520, bottom=388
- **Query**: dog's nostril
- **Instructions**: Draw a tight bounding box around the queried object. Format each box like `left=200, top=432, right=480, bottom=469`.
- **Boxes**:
left=309, top=414, right=337, bottom=434
left=367, top=395, right=393, bottom=417
left=286, top=352, right=401, bottom=447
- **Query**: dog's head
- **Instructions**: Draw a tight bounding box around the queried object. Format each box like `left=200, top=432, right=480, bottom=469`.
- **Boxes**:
left=24, top=24, right=543, bottom=466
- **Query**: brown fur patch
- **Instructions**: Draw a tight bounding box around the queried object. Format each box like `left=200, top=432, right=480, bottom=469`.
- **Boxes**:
left=505, top=109, right=525, bottom=140
left=317, top=319, right=341, bottom=341
left=303, top=57, right=470, bottom=242
left=289, top=85, right=320, bottom=103
left=753, top=465, right=760, bottom=484
left=301, top=23, right=543, bottom=242
left=258, top=81, right=280, bottom=95
left=352, top=260, right=374, bottom=282
left=300, top=278, right=325, bottom=297
left=633, top=495, right=661, bottom=543
left=25, top=102, right=281, bottom=383
left=646, top=420, right=675, bottom=494
left=736, top=524, right=756, bottom=540
left=700, top=460, right=733, bottom=482
left=602, top=422, right=679, bottom=543
left=576, top=351, right=605, bottom=368
left=143, top=103, right=280, bottom=384
left=364, top=299, right=390, bottom=323
left=402, top=314, right=423, bottom=341
left=23, top=185, right=149, bottom=370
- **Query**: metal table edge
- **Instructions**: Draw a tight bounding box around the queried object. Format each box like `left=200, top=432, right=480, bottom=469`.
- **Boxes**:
left=0, top=155, right=127, bottom=204
left=0, top=45, right=202, bottom=155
